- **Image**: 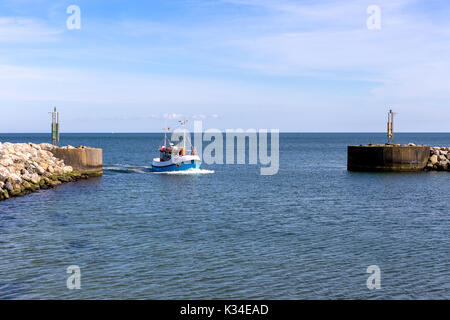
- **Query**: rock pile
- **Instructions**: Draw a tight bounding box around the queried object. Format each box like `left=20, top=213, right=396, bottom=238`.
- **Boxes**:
left=0, top=142, right=87, bottom=201
left=426, top=147, right=450, bottom=171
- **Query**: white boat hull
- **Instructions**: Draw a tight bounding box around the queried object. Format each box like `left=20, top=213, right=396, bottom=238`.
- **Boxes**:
left=152, top=155, right=202, bottom=172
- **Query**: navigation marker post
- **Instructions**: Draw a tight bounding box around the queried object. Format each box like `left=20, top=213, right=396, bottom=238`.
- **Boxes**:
left=50, top=107, right=60, bottom=146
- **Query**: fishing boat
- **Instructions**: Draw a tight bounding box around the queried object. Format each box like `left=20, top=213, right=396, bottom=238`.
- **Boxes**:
left=151, top=120, right=202, bottom=172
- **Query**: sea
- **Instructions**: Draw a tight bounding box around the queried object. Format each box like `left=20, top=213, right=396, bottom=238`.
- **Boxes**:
left=0, top=133, right=449, bottom=299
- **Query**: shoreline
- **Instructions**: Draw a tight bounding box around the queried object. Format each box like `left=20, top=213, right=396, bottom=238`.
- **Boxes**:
left=0, top=171, right=101, bottom=201
left=0, top=142, right=103, bottom=202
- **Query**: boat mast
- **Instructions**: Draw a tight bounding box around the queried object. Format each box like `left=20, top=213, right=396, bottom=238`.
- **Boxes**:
left=163, top=121, right=169, bottom=147
left=164, top=128, right=167, bottom=147
left=179, top=119, right=188, bottom=150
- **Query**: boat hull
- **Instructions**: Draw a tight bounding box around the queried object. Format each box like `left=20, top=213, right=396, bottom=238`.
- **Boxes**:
left=152, top=155, right=202, bottom=172
left=152, top=161, right=201, bottom=172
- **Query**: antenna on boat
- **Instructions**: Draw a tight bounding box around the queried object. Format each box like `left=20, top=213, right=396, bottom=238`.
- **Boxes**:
left=179, top=119, right=188, bottom=150
left=164, top=127, right=167, bottom=147
left=162, top=117, right=170, bottom=147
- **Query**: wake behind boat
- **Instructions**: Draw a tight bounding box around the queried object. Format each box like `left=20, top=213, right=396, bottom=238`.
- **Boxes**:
left=151, top=120, right=202, bottom=173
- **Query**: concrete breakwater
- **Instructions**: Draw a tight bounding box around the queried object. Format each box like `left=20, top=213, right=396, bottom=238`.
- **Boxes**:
left=348, top=144, right=450, bottom=172
left=0, top=142, right=102, bottom=201
left=347, top=144, right=430, bottom=171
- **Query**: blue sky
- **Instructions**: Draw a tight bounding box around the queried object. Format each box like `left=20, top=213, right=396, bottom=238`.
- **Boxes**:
left=1, top=0, right=449, bottom=132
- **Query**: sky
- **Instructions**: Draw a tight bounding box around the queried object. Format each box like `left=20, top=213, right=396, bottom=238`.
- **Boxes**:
left=0, top=0, right=449, bottom=132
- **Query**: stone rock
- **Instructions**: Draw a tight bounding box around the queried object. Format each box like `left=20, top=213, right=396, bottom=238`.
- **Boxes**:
left=30, top=173, right=40, bottom=184
left=430, top=154, right=438, bottom=165
left=1, top=189, right=9, bottom=200
left=36, top=166, right=45, bottom=175
left=0, top=158, right=13, bottom=167
left=22, top=173, right=32, bottom=182
left=13, top=183, right=22, bottom=190
left=5, top=181, right=13, bottom=192
left=39, top=143, right=54, bottom=151
left=39, top=162, right=49, bottom=171
left=63, top=166, right=73, bottom=173
left=9, top=173, right=22, bottom=183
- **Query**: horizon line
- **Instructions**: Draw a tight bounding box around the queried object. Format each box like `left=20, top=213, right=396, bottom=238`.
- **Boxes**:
left=2, top=132, right=450, bottom=134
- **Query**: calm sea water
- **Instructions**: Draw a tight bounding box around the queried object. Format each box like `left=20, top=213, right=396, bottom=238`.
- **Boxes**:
left=0, top=133, right=449, bottom=300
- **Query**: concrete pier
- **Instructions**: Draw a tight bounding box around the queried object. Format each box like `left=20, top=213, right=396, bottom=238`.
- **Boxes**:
left=347, top=145, right=430, bottom=172
left=51, top=146, right=103, bottom=176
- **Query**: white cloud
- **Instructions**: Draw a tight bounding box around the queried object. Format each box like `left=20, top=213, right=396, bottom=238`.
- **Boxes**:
left=215, top=0, right=450, bottom=104
left=104, top=0, right=450, bottom=105
left=192, top=114, right=207, bottom=119
left=163, top=113, right=183, bottom=120
left=0, top=17, right=61, bottom=43
left=0, top=64, right=307, bottom=107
